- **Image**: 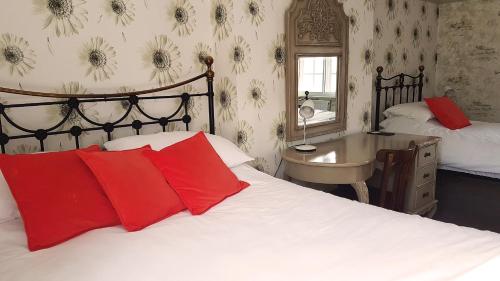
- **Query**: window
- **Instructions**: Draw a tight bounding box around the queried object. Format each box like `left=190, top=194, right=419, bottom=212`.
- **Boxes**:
left=298, top=57, right=338, bottom=97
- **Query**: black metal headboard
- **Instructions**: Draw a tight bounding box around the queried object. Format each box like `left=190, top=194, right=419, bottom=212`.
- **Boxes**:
left=374, top=65, right=425, bottom=131
left=0, top=57, right=216, bottom=153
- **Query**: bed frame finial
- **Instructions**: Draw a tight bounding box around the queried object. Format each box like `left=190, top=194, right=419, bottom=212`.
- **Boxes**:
left=374, top=66, right=384, bottom=131
left=204, top=56, right=214, bottom=79
left=418, top=65, right=425, bottom=101
left=204, top=56, right=216, bottom=135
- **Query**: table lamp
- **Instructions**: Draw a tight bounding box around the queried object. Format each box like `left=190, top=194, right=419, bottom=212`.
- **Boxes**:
left=295, top=99, right=316, bottom=152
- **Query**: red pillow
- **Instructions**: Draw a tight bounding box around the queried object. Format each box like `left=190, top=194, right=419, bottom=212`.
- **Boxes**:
left=0, top=145, right=120, bottom=251
left=424, top=97, right=471, bottom=130
left=143, top=132, right=249, bottom=215
left=77, top=146, right=185, bottom=231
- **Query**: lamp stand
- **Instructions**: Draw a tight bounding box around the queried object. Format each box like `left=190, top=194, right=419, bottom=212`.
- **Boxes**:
left=295, top=117, right=316, bottom=152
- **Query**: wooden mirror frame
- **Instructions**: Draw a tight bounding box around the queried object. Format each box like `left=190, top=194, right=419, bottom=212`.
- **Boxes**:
left=285, top=0, right=348, bottom=141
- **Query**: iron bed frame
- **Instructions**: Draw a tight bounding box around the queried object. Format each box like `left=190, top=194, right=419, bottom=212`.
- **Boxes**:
left=374, top=65, right=425, bottom=131
left=0, top=57, right=216, bottom=154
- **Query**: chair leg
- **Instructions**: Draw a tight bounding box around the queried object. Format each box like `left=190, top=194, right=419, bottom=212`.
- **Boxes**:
left=379, top=155, right=395, bottom=208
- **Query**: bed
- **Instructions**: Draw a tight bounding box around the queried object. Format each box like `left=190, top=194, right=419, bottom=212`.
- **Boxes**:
left=2, top=164, right=500, bottom=280
left=380, top=117, right=500, bottom=178
left=1, top=60, right=500, bottom=280
left=374, top=66, right=500, bottom=179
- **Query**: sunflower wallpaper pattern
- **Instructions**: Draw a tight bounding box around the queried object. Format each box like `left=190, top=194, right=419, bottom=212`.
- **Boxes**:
left=373, top=0, right=438, bottom=99
left=436, top=0, right=500, bottom=122
left=0, top=0, right=413, bottom=174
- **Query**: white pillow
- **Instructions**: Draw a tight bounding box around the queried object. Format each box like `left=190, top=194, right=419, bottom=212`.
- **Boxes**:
left=104, top=131, right=254, bottom=168
left=0, top=171, right=18, bottom=223
left=383, top=102, right=435, bottom=122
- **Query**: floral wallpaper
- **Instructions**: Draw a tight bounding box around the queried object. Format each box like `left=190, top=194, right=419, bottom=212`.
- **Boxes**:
left=373, top=0, right=439, bottom=101
left=436, top=0, right=500, bottom=122
left=0, top=0, right=378, bottom=175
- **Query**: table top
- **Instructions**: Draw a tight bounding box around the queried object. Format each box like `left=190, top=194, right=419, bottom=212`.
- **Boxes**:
left=282, top=133, right=440, bottom=168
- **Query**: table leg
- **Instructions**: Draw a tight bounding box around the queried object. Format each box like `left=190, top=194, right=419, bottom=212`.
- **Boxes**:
left=351, top=181, right=369, bottom=204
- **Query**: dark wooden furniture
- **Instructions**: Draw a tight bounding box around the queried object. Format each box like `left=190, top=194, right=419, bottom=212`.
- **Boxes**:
left=372, top=66, right=442, bottom=217
left=376, top=141, right=418, bottom=212
left=374, top=65, right=425, bottom=131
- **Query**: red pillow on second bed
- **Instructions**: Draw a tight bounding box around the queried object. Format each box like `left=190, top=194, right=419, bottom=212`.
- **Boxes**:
left=0, top=145, right=120, bottom=251
left=77, top=146, right=185, bottom=231
left=143, top=132, right=250, bottom=215
left=424, top=96, right=471, bottom=130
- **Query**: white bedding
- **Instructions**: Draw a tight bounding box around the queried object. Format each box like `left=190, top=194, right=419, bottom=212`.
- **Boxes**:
left=1, top=165, right=500, bottom=281
left=298, top=109, right=336, bottom=126
left=381, top=117, right=500, bottom=177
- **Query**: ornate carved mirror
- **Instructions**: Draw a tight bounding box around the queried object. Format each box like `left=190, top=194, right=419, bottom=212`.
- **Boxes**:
left=285, top=0, right=348, bottom=141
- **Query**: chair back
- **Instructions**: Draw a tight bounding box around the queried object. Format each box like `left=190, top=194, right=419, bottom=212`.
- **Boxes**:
left=376, top=141, right=418, bottom=212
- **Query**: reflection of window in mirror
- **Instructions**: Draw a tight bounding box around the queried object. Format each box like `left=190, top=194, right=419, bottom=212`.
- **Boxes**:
left=285, top=0, right=348, bottom=141
left=297, top=57, right=338, bottom=126
left=298, top=57, right=338, bottom=99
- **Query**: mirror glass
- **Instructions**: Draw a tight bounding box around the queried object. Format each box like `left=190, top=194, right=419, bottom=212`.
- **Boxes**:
left=297, top=56, right=338, bottom=127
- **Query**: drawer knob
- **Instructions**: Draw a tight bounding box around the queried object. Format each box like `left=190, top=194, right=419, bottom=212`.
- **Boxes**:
left=423, top=173, right=431, bottom=179
left=422, top=192, right=430, bottom=198
left=424, top=152, right=432, bottom=158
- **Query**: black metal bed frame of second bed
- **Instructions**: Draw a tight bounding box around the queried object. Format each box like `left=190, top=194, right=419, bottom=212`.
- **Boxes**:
left=374, top=65, right=425, bottom=131
left=0, top=57, right=216, bottom=154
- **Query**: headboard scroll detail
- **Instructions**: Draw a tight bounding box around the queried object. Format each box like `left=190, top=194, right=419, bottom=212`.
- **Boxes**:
left=0, top=57, right=216, bottom=154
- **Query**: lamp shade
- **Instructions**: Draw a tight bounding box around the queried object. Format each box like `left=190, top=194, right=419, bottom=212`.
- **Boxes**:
left=299, top=100, right=315, bottom=119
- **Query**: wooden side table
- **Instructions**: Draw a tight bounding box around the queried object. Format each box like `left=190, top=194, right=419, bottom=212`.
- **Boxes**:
left=282, top=133, right=440, bottom=207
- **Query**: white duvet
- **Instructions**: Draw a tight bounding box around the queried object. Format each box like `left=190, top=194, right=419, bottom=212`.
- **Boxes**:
left=298, top=109, right=336, bottom=126
left=1, top=165, right=500, bottom=281
left=381, top=117, right=500, bottom=176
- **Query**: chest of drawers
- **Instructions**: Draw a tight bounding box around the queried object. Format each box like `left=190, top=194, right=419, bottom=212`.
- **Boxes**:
left=404, top=142, right=439, bottom=216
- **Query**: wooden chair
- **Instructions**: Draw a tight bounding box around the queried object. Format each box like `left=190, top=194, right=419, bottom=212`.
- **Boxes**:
left=375, top=141, right=418, bottom=212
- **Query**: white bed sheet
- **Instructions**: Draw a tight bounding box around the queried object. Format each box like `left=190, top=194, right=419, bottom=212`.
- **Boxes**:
left=381, top=117, right=500, bottom=177
left=1, top=165, right=500, bottom=281
left=298, top=109, right=336, bottom=126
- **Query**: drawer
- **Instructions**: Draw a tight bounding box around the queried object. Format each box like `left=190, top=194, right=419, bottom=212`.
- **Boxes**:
left=418, top=144, right=437, bottom=167
left=413, top=182, right=435, bottom=210
left=416, top=164, right=435, bottom=186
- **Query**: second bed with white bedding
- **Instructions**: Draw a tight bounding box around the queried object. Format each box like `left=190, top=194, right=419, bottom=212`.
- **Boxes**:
left=1, top=165, right=500, bottom=281
left=381, top=117, right=500, bottom=178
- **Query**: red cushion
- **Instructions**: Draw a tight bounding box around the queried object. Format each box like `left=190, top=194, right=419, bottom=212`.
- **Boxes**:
left=0, top=145, right=120, bottom=251
left=143, top=132, right=249, bottom=215
left=424, top=97, right=471, bottom=130
left=77, top=146, right=185, bottom=231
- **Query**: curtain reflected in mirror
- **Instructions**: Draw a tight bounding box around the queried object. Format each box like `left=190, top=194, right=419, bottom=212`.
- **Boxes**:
left=297, top=56, right=338, bottom=127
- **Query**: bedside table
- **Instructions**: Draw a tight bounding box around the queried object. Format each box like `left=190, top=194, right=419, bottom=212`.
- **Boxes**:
left=282, top=133, right=440, bottom=215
